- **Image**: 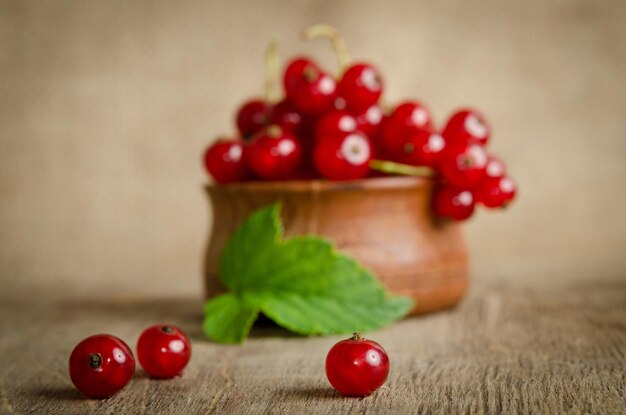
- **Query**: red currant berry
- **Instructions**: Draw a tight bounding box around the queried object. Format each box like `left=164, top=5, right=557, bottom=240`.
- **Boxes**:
left=291, top=163, right=320, bottom=180
left=439, top=144, right=488, bottom=188
left=246, top=125, right=302, bottom=180
left=400, top=131, right=446, bottom=168
left=442, top=109, right=490, bottom=147
left=137, top=324, right=191, bottom=379
left=283, top=57, right=315, bottom=93
left=432, top=185, right=475, bottom=220
left=390, top=101, right=433, bottom=131
left=484, top=155, right=506, bottom=179
left=235, top=99, right=271, bottom=139
left=269, top=99, right=303, bottom=135
left=369, top=114, right=390, bottom=159
left=69, top=334, right=135, bottom=399
left=325, top=333, right=390, bottom=397
left=285, top=59, right=336, bottom=115
left=314, top=130, right=372, bottom=181
left=354, top=104, right=384, bottom=138
left=203, top=139, right=249, bottom=184
left=337, top=63, right=383, bottom=112
left=315, top=110, right=358, bottom=140
left=379, top=101, right=432, bottom=158
left=476, top=176, right=517, bottom=208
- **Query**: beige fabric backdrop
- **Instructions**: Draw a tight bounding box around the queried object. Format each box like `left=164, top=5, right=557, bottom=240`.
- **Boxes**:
left=1, top=0, right=625, bottom=301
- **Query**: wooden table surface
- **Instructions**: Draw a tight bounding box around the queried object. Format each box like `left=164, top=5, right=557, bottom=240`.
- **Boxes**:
left=1, top=276, right=625, bottom=415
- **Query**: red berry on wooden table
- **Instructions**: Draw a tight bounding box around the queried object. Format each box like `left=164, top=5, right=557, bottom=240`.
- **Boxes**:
left=203, top=140, right=249, bottom=184
left=325, top=333, right=390, bottom=397
left=246, top=125, right=303, bottom=180
left=137, top=324, right=191, bottom=379
left=69, top=334, right=135, bottom=399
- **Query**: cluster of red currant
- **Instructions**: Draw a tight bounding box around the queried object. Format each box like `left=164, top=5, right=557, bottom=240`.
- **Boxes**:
left=68, top=324, right=191, bottom=399
left=203, top=26, right=516, bottom=220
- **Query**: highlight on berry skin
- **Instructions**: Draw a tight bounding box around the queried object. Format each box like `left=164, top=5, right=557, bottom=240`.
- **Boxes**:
left=201, top=25, right=516, bottom=222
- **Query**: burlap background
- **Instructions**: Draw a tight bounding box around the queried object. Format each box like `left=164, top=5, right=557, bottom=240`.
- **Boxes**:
left=1, top=0, right=625, bottom=300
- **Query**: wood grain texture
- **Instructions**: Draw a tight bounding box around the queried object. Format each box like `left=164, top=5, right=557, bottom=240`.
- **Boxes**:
left=204, top=177, right=469, bottom=315
left=1, top=277, right=624, bottom=414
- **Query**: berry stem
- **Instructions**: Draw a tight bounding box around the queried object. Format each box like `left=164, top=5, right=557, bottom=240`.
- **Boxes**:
left=303, top=24, right=350, bottom=75
left=350, top=332, right=364, bottom=341
left=369, top=159, right=435, bottom=178
left=264, top=36, right=280, bottom=103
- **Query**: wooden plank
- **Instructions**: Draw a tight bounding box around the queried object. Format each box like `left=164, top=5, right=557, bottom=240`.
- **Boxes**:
left=0, top=278, right=624, bottom=414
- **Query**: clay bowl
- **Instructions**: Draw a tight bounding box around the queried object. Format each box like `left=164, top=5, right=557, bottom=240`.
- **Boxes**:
left=204, top=176, right=469, bottom=315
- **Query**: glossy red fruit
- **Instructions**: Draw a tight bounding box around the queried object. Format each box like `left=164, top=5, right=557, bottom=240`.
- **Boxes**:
left=69, top=334, right=135, bottom=399
left=270, top=100, right=303, bottom=135
left=314, top=130, right=372, bottom=180
left=137, top=324, right=191, bottom=379
left=399, top=130, right=446, bottom=168
left=484, top=155, right=506, bottom=179
left=325, top=333, right=390, bottom=397
left=442, top=109, right=490, bottom=147
left=246, top=125, right=302, bottom=180
left=476, top=176, right=517, bottom=208
left=440, top=144, right=488, bottom=188
left=380, top=101, right=432, bottom=158
left=354, top=104, right=384, bottom=138
left=283, top=57, right=315, bottom=94
left=337, top=63, right=383, bottom=112
left=203, top=140, right=249, bottom=184
left=369, top=114, right=390, bottom=161
left=235, top=99, right=271, bottom=139
left=389, top=101, right=433, bottom=131
left=296, top=117, right=318, bottom=155
left=285, top=59, right=336, bottom=115
left=315, top=110, right=358, bottom=140
left=432, top=185, right=475, bottom=220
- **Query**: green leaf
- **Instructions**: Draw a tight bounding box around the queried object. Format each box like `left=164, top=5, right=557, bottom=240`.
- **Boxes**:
left=203, top=204, right=414, bottom=343
left=218, top=204, right=283, bottom=293
left=203, top=293, right=259, bottom=344
left=261, top=294, right=414, bottom=335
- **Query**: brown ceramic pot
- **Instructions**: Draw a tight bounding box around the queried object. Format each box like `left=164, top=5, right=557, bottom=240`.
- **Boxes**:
left=204, top=176, right=469, bottom=315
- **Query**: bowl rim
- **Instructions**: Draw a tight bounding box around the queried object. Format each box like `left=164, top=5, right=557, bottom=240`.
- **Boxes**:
left=205, top=175, right=434, bottom=193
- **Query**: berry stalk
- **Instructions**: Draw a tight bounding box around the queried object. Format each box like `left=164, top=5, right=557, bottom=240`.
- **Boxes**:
left=303, top=24, right=350, bottom=75
left=369, top=159, right=435, bottom=178
left=264, top=36, right=280, bottom=103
